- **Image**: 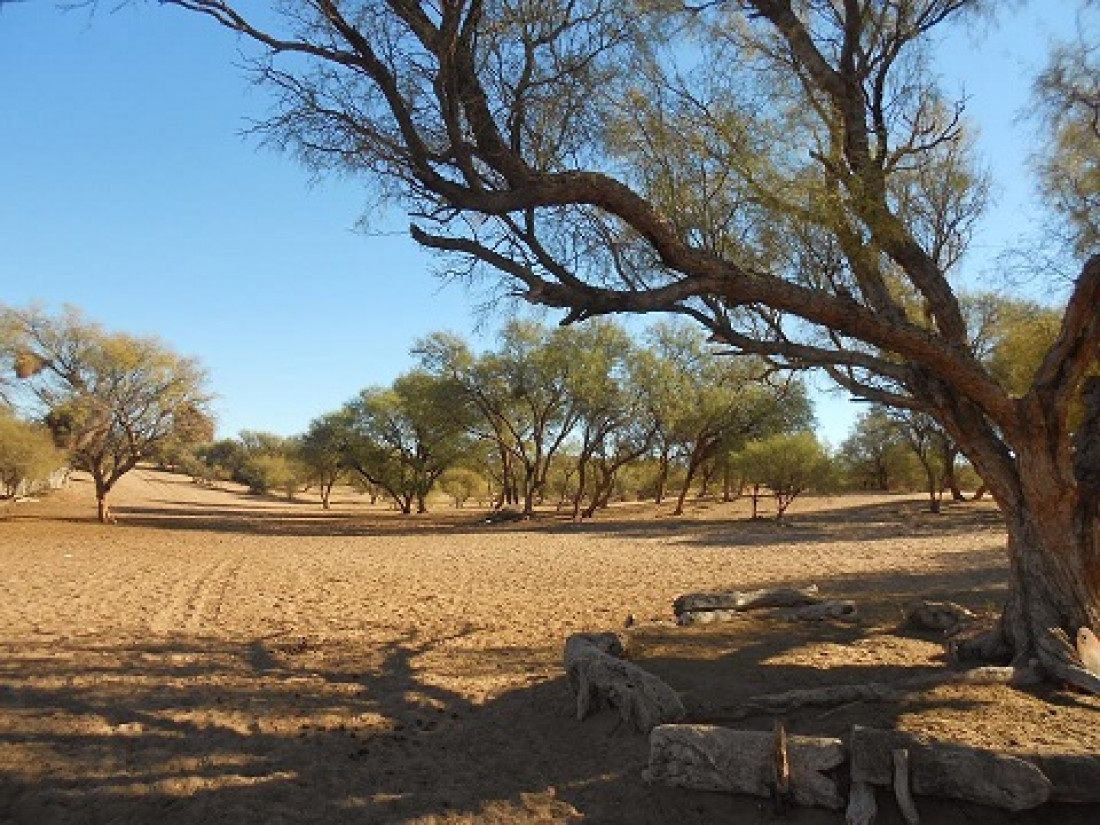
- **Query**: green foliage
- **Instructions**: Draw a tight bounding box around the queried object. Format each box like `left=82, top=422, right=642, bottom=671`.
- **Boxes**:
left=734, top=432, right=833, bottom=519
left=438, top=466, right=486, bottom=508
left=150, top=403, right=217, bottom=471
left=0, top=305, right=210, bottom=521
left=299, top=410, right=354, bottom=507
left=1033, top=13, right=1100, bottom=257
left=245, top=451, right=309, bottom=500
left=967, top=293, right=1064, bottom=397
left=344, top=369, right=475, bottom=514
left=0, top=409, right=63, bottom=498
left=837, top=408, right=923, bottom=491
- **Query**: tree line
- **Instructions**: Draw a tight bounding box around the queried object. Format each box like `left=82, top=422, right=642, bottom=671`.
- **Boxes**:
left=0, top=287, right=1060, bottom=524
left=179, top=318, right=822, bottom=517
left=179, top=317, right=995, bottom=520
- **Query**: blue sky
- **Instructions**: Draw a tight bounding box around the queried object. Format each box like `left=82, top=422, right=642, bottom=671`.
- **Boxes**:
left=0, top=2, right=1084, bottom=443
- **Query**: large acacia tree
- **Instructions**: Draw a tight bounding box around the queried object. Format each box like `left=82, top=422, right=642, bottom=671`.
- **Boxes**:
left=1, top=306, right=210, bottom=522
left=151, top=1, right=1098, bottom=688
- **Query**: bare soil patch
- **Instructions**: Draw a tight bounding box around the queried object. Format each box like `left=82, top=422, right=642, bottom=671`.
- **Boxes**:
left=1, top=471, right=1097, bottom=824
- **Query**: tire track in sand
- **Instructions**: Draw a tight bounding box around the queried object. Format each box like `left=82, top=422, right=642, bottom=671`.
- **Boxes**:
left=148, top=555, right=242, bottom=637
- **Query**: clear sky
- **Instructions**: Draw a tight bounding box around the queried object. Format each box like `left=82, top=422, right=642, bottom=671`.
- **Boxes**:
left=0, top=2, right=1085, bottom=444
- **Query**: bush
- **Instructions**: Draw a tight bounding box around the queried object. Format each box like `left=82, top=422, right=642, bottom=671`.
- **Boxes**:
left=0, top=412, right=64, bottom=498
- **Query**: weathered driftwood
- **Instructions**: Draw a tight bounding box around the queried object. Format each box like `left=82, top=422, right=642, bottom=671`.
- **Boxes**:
left=563, top=633, right=685, bottom=733
left=676, top=608, right=741, bottom=626
left=673, top=584, right=821, bottom=618
left=643, top=724, right=846, bottom=810
left=767, top=599, right=859, bottom=623
left=845, top=780, right=877, bottom=825
left=849, top=726, right=1051, bottom=812
left=892, top=748, right=920, bottom=824
left=906, top=600, right=976, bottom=636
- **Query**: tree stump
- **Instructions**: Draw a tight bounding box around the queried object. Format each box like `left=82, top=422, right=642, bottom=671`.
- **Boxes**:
left=849, top=726, right=1051, bottom=812
left=644, top=724, right=846, bottom=809
left=563, top=633, right=685, bottom=733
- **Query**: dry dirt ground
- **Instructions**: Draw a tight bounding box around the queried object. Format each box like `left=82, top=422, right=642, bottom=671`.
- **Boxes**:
left=1, top=470, right=1098, bottom=824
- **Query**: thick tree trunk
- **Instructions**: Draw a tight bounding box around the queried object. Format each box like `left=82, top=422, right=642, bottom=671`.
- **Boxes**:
left=957, top=451, right=1100, bottom=692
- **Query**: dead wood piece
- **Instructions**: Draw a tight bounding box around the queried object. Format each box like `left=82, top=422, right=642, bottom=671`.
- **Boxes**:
left=845, top=781, right=877, bottom=825
left=563, top=633, right=684, bottom=733
left=768, top=600, right=859, bottom=623
left=849, top=726, right=1051, bottom=812
left=673, top=585, right=821, bottom=617
left=644, top=724, right=846, bottom=810
left=892, top=749, right=920, bottom=825
left=676, top=608, right=739, bottom=626
left=906, top=600, right=976, bottom=635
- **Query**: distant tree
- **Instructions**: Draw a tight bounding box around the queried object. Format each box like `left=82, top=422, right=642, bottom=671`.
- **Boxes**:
left=344, top=370, right=474, bottom=514
left=418, top=321, right=586, bottom=516
left=248, top=449, right=309, bottom=501
left=0, top=410, right=63, bottom=499
left=642, top=322, right=812, bottom=516
left=838, top=408, right=917, bottom=491
left=887, top=409, right=950, bottom=513
left=194, top=438, right=247, bottom=483
left=300, top=410, right=354, bottom=509
left=735, top=433, right=834, bottom=520
left=438, top=466, right=485, bottom=509
left=1, top=306, right=210, bottom=522
left=229, top=431, right=304, bottom=496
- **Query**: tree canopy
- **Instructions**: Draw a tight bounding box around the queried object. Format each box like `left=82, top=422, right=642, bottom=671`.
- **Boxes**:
left=1, top=306, right=211, bottom=522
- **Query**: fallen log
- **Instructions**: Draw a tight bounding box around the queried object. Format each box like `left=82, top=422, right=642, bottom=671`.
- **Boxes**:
left=644, top=724, right=846, bottom=810
left=676, top=608, right=741, bottom=626
left=673, top=584, right=821, bottom=617
left=768, top=599, right=859, bottom=623
left=849, top=726, right=1051, bottom=812
left=563, top=633, right=685, bottom=733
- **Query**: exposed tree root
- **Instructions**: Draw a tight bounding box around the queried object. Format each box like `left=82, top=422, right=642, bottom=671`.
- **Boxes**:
left=953, top=618, right=1100, bottom=695
left=1033, top=626, right=1100, bottom=694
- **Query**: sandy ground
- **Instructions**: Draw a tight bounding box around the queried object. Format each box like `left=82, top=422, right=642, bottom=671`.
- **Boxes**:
left=1, top=470, right=1098, bottom=824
